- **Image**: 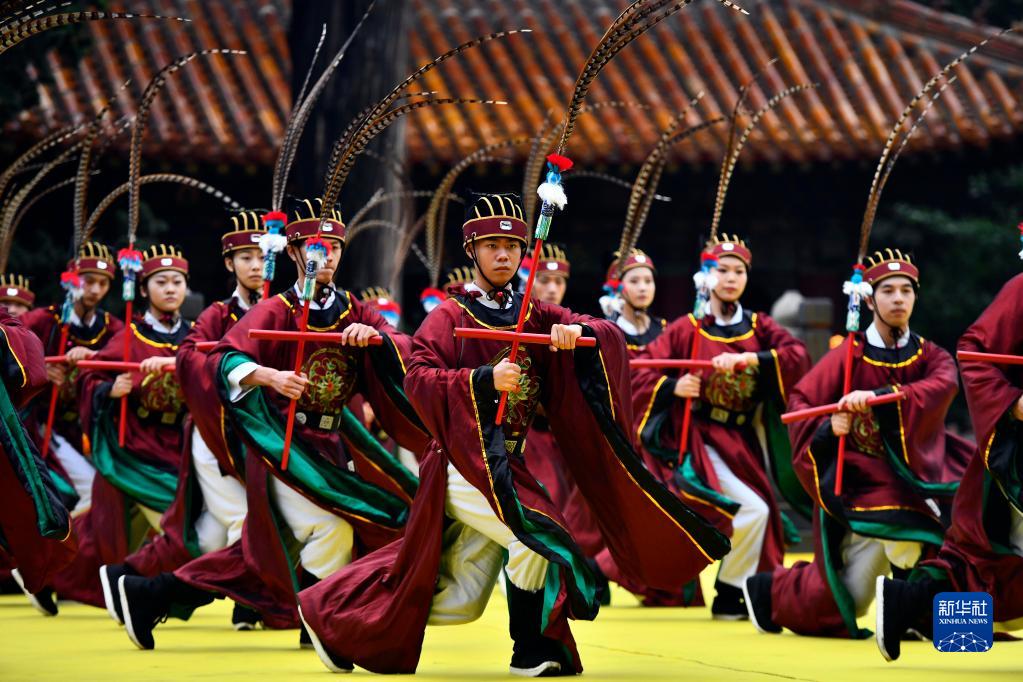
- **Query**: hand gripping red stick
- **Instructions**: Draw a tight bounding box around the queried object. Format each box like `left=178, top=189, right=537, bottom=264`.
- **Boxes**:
left=40, top=325, right=69, bottom=459
left=834, top=332, right=855, bottom=495
left=116, top=245, right=143, bottom=448
left=781, top=390, right=904, bottom=424
left=493, top=154, right=572, bottom=425
left=76, top=360, right=176, bottom=373
left=630, top=358, right=714, bottom=371
left=248, top=330, right=384, bottom=345
left=278, top=237, right=332, bottom=471
left=677, top=326, right=702, bottom=466
left=279, top=302, right=311, bottom=471
left=454, top=328, right=595, bottom=347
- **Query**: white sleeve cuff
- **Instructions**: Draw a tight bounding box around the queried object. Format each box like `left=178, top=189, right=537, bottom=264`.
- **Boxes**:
left=226, top=362, right=261, bottom=402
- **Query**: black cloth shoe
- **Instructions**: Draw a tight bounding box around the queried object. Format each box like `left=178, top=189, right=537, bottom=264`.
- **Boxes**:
left=875, top=576, right=937, bottom=662
left=11, top=568, right=57, bottom=617
left=298, top=605, right=354, bottom=674
left=232, top=602, right=262, bottom=631
left=711, top=580, right=748, bottom=621
left=100, top=564, right=138, bottom=625
left=507, top=583, right=569, bottom=677
left=120, top=573, right=214, bottom=650
left=119, top=575, right=169, bottom=650
left=743, top=573, right=781, bottom=634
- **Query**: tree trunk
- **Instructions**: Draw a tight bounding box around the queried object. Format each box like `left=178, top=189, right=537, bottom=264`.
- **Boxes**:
left=288, top=0, right=410, bottom=292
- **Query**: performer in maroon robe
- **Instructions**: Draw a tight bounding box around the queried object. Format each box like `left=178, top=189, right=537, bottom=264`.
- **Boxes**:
left=599, top=247, right=711, bottom=608
left=116, top=199, right=427, bottom=651
left=297, top=192, right=729, bottom=677
left=632, top=236, right=811, bottom=617
left=48, top=245, right=192, bottom=610
left=98, top=216, right=266, bottom=629
left=876, top=268, right=1023, bottom=661
left=744, top=250, right=971, bottom=639
left=22, top=242, right=122, bottom=518
left=600, top=249, right=666, bottom=353
left=520, top=244, right=608, bottom=602
left=0, top=305, right=77, bottom=615
left=0, top=273, right=35, bottom=317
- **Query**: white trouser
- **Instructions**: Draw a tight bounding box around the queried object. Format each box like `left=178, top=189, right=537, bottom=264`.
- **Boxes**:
left=190, top=428, right=247, bottom=553
left=706, top=445, right=770, bottom=588
left=397, top=446, right=420, bottom=477
left=840, top=532, right=922, bottom=616
left=271, top=478, right=354, bottom=580
left=429, top=519, right=505, bottom=625
left=51, top=433, right=95, bottom=517
left=444, top=463, right=548, bottom=592
left=1010, top=503, right=1023, bottom=557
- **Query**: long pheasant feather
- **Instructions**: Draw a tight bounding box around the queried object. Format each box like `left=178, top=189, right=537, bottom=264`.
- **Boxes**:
left=0, top=10, right=188, bottom=56
left=83, top=173, right=242, bottom=242
left=857, top=29, right=1012, bottom=260
left=711, top=83, right=817, bottom=241
left=274, top=2, right=378, bottom=210
left=126, top=49, right=246, bottom=245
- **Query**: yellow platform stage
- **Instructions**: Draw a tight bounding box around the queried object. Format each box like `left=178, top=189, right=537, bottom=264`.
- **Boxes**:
left=2, top=561, right=1019, bottom=681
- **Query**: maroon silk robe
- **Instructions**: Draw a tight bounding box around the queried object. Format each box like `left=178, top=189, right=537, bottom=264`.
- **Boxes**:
left=770, top=331, right=972, bottom=637
left=917, top=274, right=1023, bottom=623
left=298, top=293, right=729, bottom=674
left=22, top=304, right=123, bottom=459
left=50, top=317, right=190, bottom=607
left=0, top=307, right=76, bottom=592
left=122, top=297, right=248, bottom=577
left=173, top=288, right=427, bottom=629
left=632, top=312, right=811, bottom=588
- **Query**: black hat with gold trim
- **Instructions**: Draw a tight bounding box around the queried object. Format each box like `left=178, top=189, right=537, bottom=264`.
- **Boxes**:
left=141, top=244, right=189, bottom=280
left=69, top=242, right=115, bottom=278
left=285, top=198, right=345, bottom=245
left=0, top=273, right=34, bottom=307
left=461, top=192, right=528, bottom=246
left=222, top=211, right=267, bottom=255
left=862, top=249, right=919, bottom=288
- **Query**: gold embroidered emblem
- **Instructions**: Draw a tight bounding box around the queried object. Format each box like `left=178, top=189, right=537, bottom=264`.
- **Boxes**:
left=300, top=347, right=357, bottom=413
left=850, top=411, right=883, bottom=457
left=491, top=347, right=541, bottom=431
left=703, top=365, right=759, bottom=412
left=140, top=369, right=185, bottom=414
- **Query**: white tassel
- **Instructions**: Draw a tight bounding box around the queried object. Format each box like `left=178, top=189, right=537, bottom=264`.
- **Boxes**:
left=599, top=293, right=623, bottom=318
left=537, top=181, right=567, bottom=210
left=693, top=270, right=719, bottom=292
left=842, top=280, right=873, bottom=298
left=259, top=232, right=287, bottom=256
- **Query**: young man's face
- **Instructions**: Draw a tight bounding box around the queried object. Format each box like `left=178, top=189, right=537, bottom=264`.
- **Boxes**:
left=3, top=301, right=30, bottom=317
left=466, top=236, right=522, bottom=289
left=621, top=266, right=655, bottom=309
left=79, top=273, right=111, bottom=310
left=533, top=272, right=567, bottom=305
left=288, top=237, right=344, bottom=286
left=712, top=255, right=748, bottom=304
left=868, top=275, right=916, bottom=328
left=143, top=271, right=188, bottom=315
left=225, top=247, right=265, bottom=292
